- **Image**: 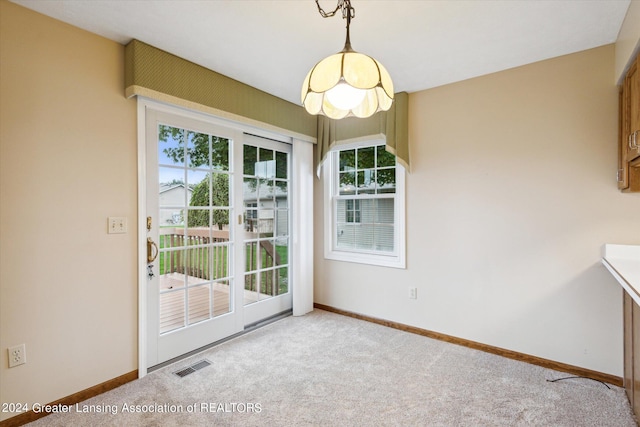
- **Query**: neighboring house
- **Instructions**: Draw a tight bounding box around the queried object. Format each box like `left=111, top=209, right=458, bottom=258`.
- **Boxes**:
left=242, top=174, right=288, bottom=243
left=336, top=198, right=394, bottom=252
left=159, top=184, right=192, bottom=225
left=160, top=180, right=287, bottom=235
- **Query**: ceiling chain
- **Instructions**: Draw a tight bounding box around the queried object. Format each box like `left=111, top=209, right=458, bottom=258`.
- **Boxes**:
left=315, top=0, right=355, bottom=20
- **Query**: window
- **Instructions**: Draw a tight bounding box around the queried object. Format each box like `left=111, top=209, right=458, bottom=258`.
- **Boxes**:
left=323, top=141, right=406, bottom=268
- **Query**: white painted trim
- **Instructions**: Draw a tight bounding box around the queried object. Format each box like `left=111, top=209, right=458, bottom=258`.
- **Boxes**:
left=292, top=139, right=314, bottom=316
left=137, top=99, right=148, bottom=378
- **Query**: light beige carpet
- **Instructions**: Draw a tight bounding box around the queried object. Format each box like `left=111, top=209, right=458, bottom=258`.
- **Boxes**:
left=28, top=309, right=636, bottom=426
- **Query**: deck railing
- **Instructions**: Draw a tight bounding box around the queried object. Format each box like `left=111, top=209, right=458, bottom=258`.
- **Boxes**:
left=159, top=227, right=282, bottom=295
left=159, top=228, right=229, bottom=280
left=245, top=239, right=282, bottom=296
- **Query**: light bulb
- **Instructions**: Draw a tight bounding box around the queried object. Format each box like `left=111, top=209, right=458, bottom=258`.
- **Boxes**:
left=326, top=82, right=366, bottom=111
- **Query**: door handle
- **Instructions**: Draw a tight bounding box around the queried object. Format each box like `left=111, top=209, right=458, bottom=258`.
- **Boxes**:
left=147, top=237, right=159, bottom=263
left=630, top=131, right=639, bottom=150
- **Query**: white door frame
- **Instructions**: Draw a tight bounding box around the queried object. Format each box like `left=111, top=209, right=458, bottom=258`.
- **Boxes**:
left=136, top=97, right=314, bottom=377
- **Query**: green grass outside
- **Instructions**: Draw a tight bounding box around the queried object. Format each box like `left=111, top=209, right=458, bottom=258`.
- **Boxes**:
left=157, top=228, right=288, bottom=295
left=158, top=231, right=228, bottom=279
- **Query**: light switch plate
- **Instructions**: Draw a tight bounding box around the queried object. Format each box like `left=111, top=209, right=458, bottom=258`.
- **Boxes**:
left=108, top=217, right=127, bottom=234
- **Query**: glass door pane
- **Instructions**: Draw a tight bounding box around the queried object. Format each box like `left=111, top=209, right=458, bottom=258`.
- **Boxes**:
left=243, top=142, right=290, bottom=306
left=157, top=124, right=233, bottom=333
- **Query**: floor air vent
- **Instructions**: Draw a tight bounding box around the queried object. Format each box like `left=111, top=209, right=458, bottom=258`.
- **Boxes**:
left=173, top=359, right=212, bottom=378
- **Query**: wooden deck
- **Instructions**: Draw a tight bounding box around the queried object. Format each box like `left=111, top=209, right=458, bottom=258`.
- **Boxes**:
left=158, top=273, right=269, bottom=334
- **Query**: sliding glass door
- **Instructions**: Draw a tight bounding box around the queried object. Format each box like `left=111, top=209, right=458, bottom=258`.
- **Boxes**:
left=145, top=110, right=292, bottom=367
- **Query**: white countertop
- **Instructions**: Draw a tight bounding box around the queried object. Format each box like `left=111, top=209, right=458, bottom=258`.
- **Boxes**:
left=602, top=244, right=640, bottom=305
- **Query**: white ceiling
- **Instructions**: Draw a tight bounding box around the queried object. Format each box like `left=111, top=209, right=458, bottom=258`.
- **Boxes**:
left=12, top=0, right=631, bottom=105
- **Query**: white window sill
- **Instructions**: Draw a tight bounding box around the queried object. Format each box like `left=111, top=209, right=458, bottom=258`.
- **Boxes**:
left=325, top=249, right=406, bottom=269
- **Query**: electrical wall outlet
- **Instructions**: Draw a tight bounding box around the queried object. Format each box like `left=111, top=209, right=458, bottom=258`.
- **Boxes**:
left=8, top=344, right=26, bottom=368
left=409, top=287, right=417, bottom=299
left=108, top=217, right=127, bottom=234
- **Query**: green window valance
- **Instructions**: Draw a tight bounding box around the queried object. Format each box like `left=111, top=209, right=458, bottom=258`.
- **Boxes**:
left=124, top=39, right=316, bottom=140
left=124, top=40, right=410, bottom=171
left=316, top=92, right=409, bottom=173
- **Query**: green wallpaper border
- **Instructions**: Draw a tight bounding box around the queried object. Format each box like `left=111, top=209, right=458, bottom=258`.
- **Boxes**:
left=125, top=39, right=316, bottom=138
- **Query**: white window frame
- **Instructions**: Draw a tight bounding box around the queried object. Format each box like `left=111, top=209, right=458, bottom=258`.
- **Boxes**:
left=323, top=138, right=406, bottom=269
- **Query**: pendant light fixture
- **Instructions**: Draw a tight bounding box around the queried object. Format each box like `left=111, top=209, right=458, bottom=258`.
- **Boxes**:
left=301, top=0, right=394, bottom=119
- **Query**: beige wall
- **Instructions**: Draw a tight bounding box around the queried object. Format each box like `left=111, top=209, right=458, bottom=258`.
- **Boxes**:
left=615, top=0, right=640, bottom=82
left=315, top=44, right=640, bottom=377
left=0, top=1, right=137, bottom=420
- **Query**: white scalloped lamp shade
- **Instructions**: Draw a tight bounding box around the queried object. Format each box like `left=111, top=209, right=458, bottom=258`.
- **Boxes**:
left=301, top=50, right=394, bottom=119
